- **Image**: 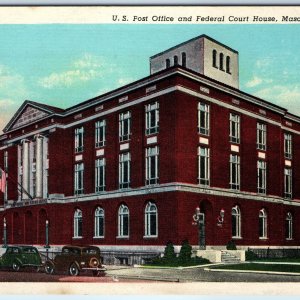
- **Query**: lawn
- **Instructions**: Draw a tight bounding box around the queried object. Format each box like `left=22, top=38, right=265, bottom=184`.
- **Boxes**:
left=213, top=263, right=300, bottom=273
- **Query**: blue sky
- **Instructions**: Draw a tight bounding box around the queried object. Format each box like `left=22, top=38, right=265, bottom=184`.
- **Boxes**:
left=1, top=24, right=300, bottom=133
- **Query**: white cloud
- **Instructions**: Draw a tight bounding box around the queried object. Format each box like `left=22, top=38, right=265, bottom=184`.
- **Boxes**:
left=245, top=76, right=273, bottom=88
left=118, top=78, right=133, bottom=86
left=38, top=54, right=107, bottom=89
left=39, top=69, right=103, bottom=88
left=0, top=99, right=15, bottom=108
left=0, top=98, right=18, bottom=133
left=254, top=85, right=300, bottom=116
left=245, top=76, right=263, bottom=88
left=73, top=54, right=102, bottom=69
left=255, top=58, right=272, bottom=69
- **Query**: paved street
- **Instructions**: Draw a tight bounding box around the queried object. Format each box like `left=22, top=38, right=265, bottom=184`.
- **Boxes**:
left=106, top=265, right=300, bottom=282
left=1, top=265, right=300, bottom=282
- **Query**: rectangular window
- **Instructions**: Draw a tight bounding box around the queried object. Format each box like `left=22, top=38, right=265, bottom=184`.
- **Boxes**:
left=75, top=127, right=84, bottom=153
left=230, top=154, right=240, bottom=190
left=145, top=146, right=159, bottom=185
left=145, top=102, right=159, bottom=135
left=95, top=120, right=106, bottom=148
left=74, top=163, right=84, bottom=195
left=198, top=102, right=210, bottom=135
left=229, top=113, right=240, bottom=144
left=284, top=168, right=292, bottom=199
left=284, top=133, right=292, bottom=159
left=198, top=147, right=210, bottom=186
left=257, top=123, right=266, bottom=150
left=257, top=160, right=266, bottom=194
left=119, top=111, right=131, bottom=142
left=95, top=158, right=105, bottom=193
left=119, top=152, right=130, bottom=189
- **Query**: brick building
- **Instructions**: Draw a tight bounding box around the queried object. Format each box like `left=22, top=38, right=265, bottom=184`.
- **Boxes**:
left=0, top=34, right=300, bottom=264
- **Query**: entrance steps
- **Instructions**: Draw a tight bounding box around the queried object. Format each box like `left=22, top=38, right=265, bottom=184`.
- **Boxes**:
left=221, top=250, right=241, bottom=263
left=194, top=249, right=245, bottom=263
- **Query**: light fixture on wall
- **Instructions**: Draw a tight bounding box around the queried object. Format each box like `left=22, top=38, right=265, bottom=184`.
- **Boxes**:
left=217, top=209, right=225, bottom=226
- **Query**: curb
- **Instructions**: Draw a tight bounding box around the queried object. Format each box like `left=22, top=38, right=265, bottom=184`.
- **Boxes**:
left=106, top=274, right=180, bottom=282
left=204, top=267, right=300, bottom=276
left=135, top=263, right=223, bottom=270
left=251, top=261, right=300, bottom=265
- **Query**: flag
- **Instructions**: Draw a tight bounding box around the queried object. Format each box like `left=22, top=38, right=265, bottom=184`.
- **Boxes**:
left=0, top=167, right=6, bottom=193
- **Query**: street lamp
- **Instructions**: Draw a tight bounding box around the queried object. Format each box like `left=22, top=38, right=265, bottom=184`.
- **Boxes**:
left=45, top=219, right=50, bottom=249
left=192, top=207, right=205, bottom=250
left=3, top=218, right=7, bottom=248
left=45, top=219, right=50, bottom=260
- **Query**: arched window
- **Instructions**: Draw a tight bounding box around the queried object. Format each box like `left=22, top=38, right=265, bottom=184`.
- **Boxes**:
left=285, top=212, right=293, bottom=240
left=174, top=55, right=178, bottom=66
left=259, top=208, right=267, bottom=239
left=94, top=207, right=104, bottom=238
left=145, top=202, right=158, bottom=237
left=226, top=56, right=231, bottom=74
left=219, top=53, right=224, bottom=71
left=212, top=49, right=217, bottom=68
left=166, top=58, right=170, bottom=69
left=181, top=52, right=186, bottom=68
left=74, top=209, right=82, bottom=238
left=232, top=205, right=241, bottom=238
left=118, top=204, right=129, bottom=237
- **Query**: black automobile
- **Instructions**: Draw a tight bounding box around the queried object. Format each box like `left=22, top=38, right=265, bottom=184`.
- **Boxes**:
left=45, top=245, right=106, bottom=276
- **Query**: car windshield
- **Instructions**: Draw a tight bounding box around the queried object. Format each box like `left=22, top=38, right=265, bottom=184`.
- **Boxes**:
left=22, top=247, right=38, bottom=254
left=82, top=248, right=99, bottom=255
left=62, top=247, right=81, bottom=255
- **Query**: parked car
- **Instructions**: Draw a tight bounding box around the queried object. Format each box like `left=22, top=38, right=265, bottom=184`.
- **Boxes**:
left=45, top=245, right=106, bottom=276
left=0, top=245, right=43, bottom=272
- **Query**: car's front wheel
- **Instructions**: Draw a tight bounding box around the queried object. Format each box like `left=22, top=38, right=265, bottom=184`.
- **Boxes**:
left=69, top=263, right=79, bottom=276
left=45, top=261, right=54, bottom=274
left=12, top=261, right=20, bottom=272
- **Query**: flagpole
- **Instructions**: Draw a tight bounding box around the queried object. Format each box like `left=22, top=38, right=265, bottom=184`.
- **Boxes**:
left=0, top=169, right=34, bottom=201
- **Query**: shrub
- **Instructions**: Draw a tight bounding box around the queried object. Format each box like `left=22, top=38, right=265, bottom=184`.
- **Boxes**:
left=245, top=250, right=258, bottom=261
left=178, top=240, right=192, bottom=262
left=163, top=241, right=176, bottom=261
left=226, top=240, right=237, bottom=250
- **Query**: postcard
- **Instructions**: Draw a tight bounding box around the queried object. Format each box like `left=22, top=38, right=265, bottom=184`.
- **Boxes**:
left=0, top=5, right=300, bottom=295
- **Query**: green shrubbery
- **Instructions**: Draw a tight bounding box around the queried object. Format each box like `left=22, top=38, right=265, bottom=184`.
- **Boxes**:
left=245, top=250, right=259, bottom=261
left=226, top=240, right=237, bottom=250
left=148, top=240, right=210, bottom=267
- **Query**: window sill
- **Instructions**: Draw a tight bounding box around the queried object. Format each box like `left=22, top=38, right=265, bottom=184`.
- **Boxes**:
left=119, top=138, right=131, bottom=143
left=286, top=238, right=294, bottom=241
left=72, top=237, right=83, bottom=239
left=232, top=236, right=242, bottom=240
left=145, top=183, right=159, bottom=187
left=119, top=187, right=131, bottom=191
left=259, top=237, right=268, bottom=240
left=198, top=132, right=210, bottom=137
left=143, top=235, right=158, bottom=239
left=116, top=236, right=129, bottom=239
left=96, top=190, right=106, bottom=194
left=146, top=131, right=159, bottom=137
left=93, top=236, right=105, bottom=239
left=95, top=145, right=106, bottom=149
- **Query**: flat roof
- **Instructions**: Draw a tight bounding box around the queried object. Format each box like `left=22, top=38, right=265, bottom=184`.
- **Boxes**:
left=150, top=34, right=239, bottom=59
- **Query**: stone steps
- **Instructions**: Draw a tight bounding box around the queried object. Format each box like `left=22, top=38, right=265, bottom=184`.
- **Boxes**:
left=221, top=251, right=241, bottom=263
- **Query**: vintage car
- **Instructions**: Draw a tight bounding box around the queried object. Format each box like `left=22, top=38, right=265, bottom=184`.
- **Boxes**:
left=45, top=245, right=106, bottom=276
left=0, top=245, right=43, bottom=272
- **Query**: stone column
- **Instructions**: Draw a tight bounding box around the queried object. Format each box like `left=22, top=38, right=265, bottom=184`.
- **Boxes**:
left=36, top=135, right=43, bottom=198
left=22, top=139, right=30, bottom=200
